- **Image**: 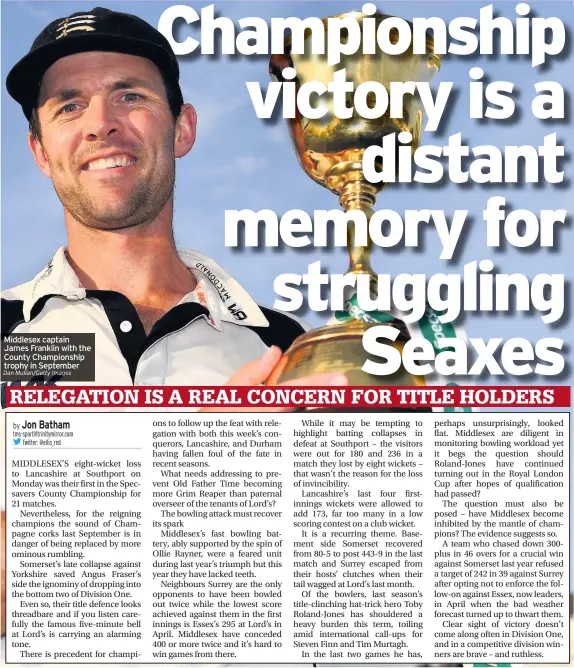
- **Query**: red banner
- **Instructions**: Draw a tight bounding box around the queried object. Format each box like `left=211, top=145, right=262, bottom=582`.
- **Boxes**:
left=4, top=385, right=570, bottom=408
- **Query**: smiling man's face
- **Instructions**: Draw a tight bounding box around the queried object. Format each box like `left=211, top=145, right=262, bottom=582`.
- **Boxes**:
left=29, top=51, right=192, bottom=231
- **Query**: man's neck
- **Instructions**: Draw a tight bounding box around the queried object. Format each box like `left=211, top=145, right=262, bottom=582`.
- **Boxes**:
left=66, top=230, right=196, bottom=335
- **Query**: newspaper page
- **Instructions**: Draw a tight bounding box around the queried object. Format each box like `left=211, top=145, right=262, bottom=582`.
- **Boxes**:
left=1, top=0, right=572, bottom=667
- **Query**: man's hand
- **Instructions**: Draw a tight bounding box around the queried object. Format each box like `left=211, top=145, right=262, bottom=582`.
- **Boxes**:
left=201, top=346, right=347, bottom=412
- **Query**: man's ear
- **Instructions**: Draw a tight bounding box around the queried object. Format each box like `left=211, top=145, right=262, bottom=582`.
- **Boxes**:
left=174, top=103, right=197, bottom=159
left=28, top=133, right=52, bottom=178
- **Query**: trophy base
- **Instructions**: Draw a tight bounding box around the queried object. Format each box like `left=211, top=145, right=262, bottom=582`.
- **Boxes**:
left=267, top=320, right=429, bottom=412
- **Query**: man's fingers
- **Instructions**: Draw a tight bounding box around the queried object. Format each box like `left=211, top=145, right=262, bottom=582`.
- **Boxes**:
left=200, top=349, right=348, bottom=412
left=224, top=346, right=283, bottom=386
left=268, top=372, right=348, bottom=412
left=205, top=372, right=348, bottom=413
left=199, top=347, right=283, bottom=412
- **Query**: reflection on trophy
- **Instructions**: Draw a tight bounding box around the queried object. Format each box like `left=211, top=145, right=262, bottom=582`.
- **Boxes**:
left=266, top=10, right=441, bottom=388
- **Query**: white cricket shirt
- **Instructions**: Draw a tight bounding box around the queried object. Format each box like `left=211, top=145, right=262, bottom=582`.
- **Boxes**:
left=1, top=246, right=305, bottom=396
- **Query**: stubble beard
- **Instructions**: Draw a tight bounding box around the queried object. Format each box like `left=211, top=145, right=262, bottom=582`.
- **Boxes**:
left=52, top=162, right=176, bottom=231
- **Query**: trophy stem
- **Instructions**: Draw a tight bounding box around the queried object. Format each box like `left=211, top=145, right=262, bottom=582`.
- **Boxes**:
left=339, top=177, right=380, bottom=282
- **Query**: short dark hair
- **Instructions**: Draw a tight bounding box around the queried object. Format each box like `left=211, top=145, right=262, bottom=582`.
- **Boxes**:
left=28, top=73, right=183, bottom=142
left=29, top=108, right=41, bottom=141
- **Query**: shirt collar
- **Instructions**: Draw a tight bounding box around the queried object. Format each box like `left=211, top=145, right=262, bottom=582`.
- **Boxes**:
left=23, top=247, right=85, bottom=322
left=23, top=246, right=269, bottom=329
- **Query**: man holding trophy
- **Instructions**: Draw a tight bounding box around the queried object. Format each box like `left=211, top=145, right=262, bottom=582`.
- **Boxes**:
left=2, top=3, right=460, bottom=666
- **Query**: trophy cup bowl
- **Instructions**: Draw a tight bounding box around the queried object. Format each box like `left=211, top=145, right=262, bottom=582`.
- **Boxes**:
left=266, top=11, right=441, bottom=388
